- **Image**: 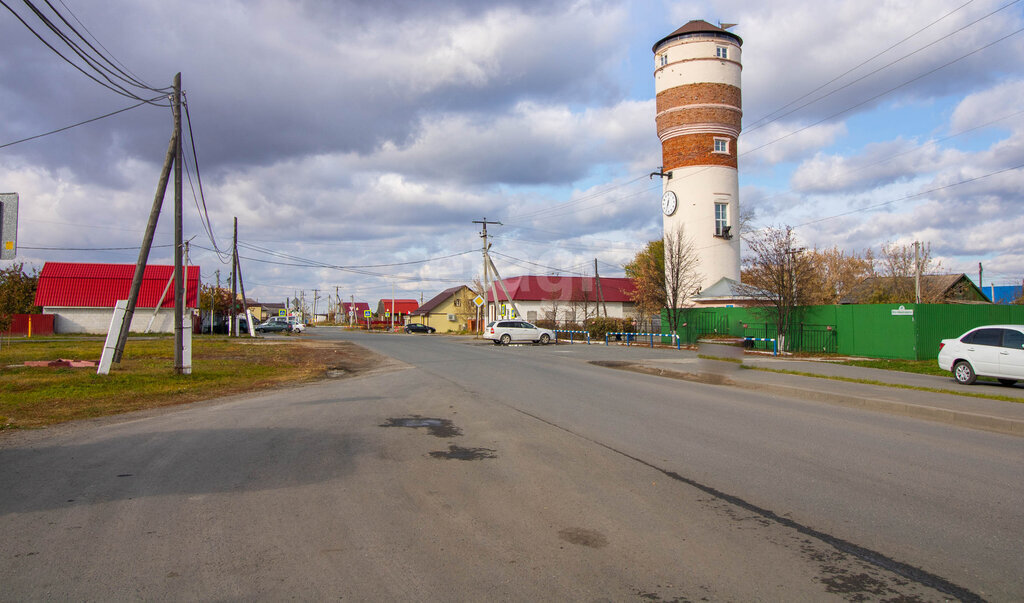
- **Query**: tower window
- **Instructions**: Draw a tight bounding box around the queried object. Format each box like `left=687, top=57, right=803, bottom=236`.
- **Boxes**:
left=715, top=203, right=730, bottom=237
left=716, top=46, right=728, bottom=59
left=713, top=138, right=729, bottom=154
left=659, top=54, right=668, bottom=67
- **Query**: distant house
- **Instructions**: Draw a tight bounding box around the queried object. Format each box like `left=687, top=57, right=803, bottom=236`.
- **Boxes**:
left=983, top=284, right=1023, bottom=304
left=341, top=301, right=372, bottom=323
left=34, top=262, right=200, bottom=334
left=485, top=276, right=636, bottom=324
left=841, top=274, right=990, bottom=304
left=688, top=277, right=758, bottom=308
left=408, top=285, right=476, bottom=332
left=376, top=299, right=418, bottom=322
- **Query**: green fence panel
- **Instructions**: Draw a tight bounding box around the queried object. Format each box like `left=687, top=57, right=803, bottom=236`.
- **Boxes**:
left=915, top=304, right=1024, bottom=360
left=663, top=303, right=1024, bottom=360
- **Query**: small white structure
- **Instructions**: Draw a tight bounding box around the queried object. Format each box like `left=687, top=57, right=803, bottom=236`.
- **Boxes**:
left=485, top=275, right=636, bottom=324
left=34, top=262, right=200, bottom=334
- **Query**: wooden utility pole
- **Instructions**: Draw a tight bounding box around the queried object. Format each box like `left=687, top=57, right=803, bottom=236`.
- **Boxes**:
left=594, top=258, right=608, bottom=318
left=230, top=217, right=238, bottom=336
left=173, top=72, right=187, bottom=374
left=473, top=218, right=501, bottom=328
left=914, top=241, right=921, bottom=304
left=112, top=86, right=178, bottom=364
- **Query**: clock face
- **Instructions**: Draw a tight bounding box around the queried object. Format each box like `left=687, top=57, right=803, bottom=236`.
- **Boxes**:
left=661, top=191, right=677, bottom=216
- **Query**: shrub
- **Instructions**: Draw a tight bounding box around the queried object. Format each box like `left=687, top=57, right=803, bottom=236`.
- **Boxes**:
left=584, top=316, right=635, bottom=338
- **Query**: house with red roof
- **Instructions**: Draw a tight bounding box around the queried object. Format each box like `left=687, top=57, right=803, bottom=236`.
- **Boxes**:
left=34, top=262, right=200, bottom=334
left=340, top=301, right=372, bottom=323
left=375, top=298, right=418, bottom=322
left=485, top=276, right=635, bottom=324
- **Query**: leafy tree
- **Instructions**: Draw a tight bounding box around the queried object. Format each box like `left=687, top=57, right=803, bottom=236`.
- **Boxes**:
left=739, top=226, right=815, bottom=351
left=0, top=262, right=40, bottom=332
left=624, top=227, right=701, bottom=334
left=624, top=238, right=664, bottom=331
left=802, top=246, right=873, bottom=305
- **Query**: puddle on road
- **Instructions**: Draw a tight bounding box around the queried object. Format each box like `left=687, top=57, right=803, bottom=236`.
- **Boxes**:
left=428, top=444, right=497, bottom=461
left=379, top=415, right=462, bottom=438
left=558, top=527, right=609, bottom=548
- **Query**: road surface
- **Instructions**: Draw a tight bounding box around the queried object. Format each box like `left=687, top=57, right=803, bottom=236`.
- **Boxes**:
left=1, top=330, right=1020, bottom=600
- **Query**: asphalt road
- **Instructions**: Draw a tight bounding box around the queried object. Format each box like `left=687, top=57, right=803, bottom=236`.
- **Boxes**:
left=1, top=329, right=1021, bottom=601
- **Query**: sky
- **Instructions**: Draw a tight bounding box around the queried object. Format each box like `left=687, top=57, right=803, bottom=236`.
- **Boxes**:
left=2, top=0, right=1023, bottom=309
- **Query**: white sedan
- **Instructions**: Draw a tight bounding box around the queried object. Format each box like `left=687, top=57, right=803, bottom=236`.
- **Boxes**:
left=937, top=324, right=1024, bottom=385
left=484, top=320, right=554, bottom=345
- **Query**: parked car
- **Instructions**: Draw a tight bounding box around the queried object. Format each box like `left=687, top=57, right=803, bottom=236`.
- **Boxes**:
left=405, top=323, right=435, bottom=334
left=484, top=320, right=554, bottom=345
left=937, top=325, right=1024, bottom=385
left=255, top=319, right=290, bottom=334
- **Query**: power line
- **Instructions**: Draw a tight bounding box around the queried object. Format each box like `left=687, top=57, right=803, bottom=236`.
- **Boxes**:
left=0, top=0, right=169, bottom=103
left=794, top=160, right=1024, bottom=229
left=742, top=23, right=1024, bottom=159
left=0, top=96, right=159, bottom=149
left=744, top=0, right=1005, bottom=133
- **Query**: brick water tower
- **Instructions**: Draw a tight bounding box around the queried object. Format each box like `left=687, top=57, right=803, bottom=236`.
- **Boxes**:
left=653, top=20, right=742, bottom=294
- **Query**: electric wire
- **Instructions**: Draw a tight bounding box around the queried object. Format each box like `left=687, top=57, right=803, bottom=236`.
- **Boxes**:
left=54, top=0, right=155, bottom=90
left=0, top=96, right=160, bottom=149
left=39, top=0, right=168, bottom=93
left=0, top=0, right=169, bottom=104
left=744, top=0, right=1014, bottom=134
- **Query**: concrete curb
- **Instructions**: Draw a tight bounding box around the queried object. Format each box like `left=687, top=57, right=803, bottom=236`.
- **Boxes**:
left=592, top=361, right=1024, bottom=438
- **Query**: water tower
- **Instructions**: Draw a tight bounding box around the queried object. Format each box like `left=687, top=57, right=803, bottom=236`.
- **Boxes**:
left=653, top=20, right=742, bottom=295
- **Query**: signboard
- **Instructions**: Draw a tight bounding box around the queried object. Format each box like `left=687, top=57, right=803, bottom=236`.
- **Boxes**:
left=278, top=309, right=287, bottom=317
left=472, top=295, right=485, bottom=307
left=891, top=305, right=914, bottom=316
left=363, top=310, right=372, bottom=319
left=1, top=193, right=18, bottom=260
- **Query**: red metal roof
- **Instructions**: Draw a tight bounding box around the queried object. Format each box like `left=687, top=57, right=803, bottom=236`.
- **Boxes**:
left=34, top=262, right=200, bottom=308
left=341, top=302, right=371, bottom=314
left=486, top=276, right=635, bottom=303
left=377, top=299, right=419, bottom=314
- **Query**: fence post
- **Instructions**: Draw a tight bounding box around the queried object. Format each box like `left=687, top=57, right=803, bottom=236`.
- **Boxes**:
left=605, top=334, right=609, bottom=346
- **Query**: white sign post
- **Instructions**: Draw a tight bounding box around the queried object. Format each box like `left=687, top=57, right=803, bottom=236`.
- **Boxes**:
left=97, top=300, right=129, bottom=375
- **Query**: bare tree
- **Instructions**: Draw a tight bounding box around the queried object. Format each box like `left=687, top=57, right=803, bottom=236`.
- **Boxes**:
left=739, top=226, right=815, bottom=351
left=663, top=226, right=702, bottom=335
left=867, top=241, right=942, bottom=303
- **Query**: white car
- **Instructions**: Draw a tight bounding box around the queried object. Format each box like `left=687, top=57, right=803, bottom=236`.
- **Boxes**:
left=485, top=320, right=554, bottom=345
left=937, top=325, right=1024, bottom=385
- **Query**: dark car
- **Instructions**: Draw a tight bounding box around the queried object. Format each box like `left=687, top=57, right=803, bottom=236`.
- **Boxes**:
left=405, top=323, right=435, bottom=334
left=255, top=320, right=290, bottom=334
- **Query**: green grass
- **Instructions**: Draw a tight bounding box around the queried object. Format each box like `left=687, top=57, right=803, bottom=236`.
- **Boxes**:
left=836, top=357, right=949, bottom=377
left=745, top=366, right=1023, bottom=404
left=0, top=336, right=347, bottom=429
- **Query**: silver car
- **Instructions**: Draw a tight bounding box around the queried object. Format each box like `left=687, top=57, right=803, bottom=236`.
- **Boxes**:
left=937, top=324, right=1024, bottom=385
left=485, top=320, right=554, bottom=345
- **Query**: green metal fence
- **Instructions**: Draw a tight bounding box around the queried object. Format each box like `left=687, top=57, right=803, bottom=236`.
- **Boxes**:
left=664, top=304, right=1024, bottom=360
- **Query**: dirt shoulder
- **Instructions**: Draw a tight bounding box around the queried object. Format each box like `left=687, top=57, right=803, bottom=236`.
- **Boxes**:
left=0, top=338, right=393, bottom=434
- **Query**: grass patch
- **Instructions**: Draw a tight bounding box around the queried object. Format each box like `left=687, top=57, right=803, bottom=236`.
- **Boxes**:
left=837, top=357, right=950, bottom=377
left=745, top=366, right=1024, bottom=404
left=0, top=336, right=375, bottom=429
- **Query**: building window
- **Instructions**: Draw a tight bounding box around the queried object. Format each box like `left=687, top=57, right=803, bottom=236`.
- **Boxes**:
left=453, top=298, right=461, bottom=307
left=659, top=53, right=668, bottom=67
left=715, top=202, right=730, bottom=237
left=713, top=138, right=729, bottom=154
left=716, top=46, right=728, bottom=59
